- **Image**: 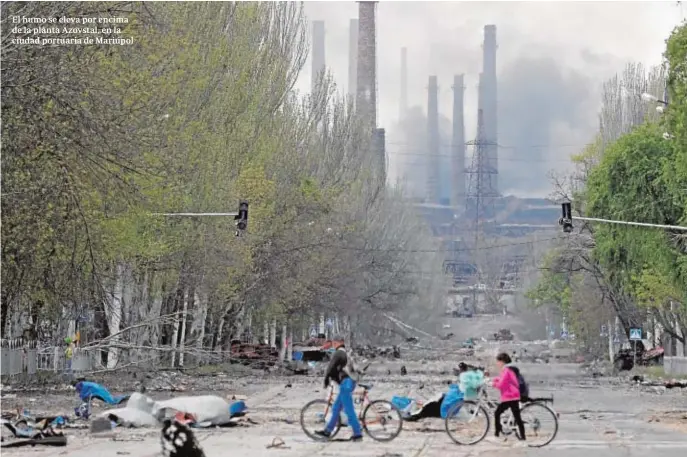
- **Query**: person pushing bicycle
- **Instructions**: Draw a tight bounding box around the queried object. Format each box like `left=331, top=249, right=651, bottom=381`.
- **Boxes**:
left=314, top=343, right=363, bottom=441
left=486, top=352, right=526, bottom=446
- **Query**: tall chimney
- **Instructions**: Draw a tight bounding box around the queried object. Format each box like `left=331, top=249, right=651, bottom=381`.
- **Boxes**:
left=356, top=1, right=378, bottom=131
left=311, top=20, right=326, bottom=93
left=427, top=75, right=440, bottom=204
left=348, top=19, right=358, bottom=100
left=400, top=47, right=408, bottom=122
left=451, top=74, right=466, bottom=209
left=482, top=25, right=498, bottom=195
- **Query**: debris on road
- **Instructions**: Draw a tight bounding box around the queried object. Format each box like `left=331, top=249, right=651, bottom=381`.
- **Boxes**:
left=355, top=345, right=401, bottom=359
left=266, top=437, right=290, bottom=449
left=161, top=416, right=205, bottom=457
left=89, top=417, right=115, bottom=435
left=0, top=421, right=67, bottom=449
left=631, top=376, right=687, bottom=389
left=491, top=328, right=514, bottom=341
left=103, top=392, right=250, bottom=429
left=75, top=380, right=130, bottom=406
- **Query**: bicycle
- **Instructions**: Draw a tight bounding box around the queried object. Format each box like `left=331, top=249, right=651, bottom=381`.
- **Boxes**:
left=300, top=364, right=404, bottom=442
left=444, top=379, right=559, bottom=447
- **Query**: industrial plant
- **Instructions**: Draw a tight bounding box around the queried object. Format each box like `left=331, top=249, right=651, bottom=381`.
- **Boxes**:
left=310, top=2, right=560, bottom=307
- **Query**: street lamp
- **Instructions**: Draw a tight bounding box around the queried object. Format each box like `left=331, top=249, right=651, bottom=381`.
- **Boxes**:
left=639, top=92, right=672, bottom=137
left=640, top=92, right=669, bottom=113
left=640, top=92, right=667, bottom=105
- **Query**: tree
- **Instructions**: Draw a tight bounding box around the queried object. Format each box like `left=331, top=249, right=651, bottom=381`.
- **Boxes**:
left=1, top=2, right=446, bottom=369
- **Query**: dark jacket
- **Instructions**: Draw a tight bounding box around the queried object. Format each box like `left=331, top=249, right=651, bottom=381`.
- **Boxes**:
left=324, top=348, right=355, bottom=386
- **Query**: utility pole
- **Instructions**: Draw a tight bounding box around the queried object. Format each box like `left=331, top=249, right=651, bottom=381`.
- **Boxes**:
left=465, top=109, right=497, bottom=311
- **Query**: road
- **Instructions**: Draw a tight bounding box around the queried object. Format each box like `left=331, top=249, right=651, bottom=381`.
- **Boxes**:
left=2, top=357, right=685, bottom=457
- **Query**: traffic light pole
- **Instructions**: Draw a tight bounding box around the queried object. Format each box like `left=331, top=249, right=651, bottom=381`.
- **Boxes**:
left=152, top=201, right=249, bottom=236
left=153, top=213, right=238, bottom=217
left=558, top=202, right=687, bottom=232
left=571, top=216, right=687, bottom=232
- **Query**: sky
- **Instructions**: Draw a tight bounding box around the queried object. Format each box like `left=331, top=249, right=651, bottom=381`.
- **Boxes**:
left=298, top=1, right=685, bottom=198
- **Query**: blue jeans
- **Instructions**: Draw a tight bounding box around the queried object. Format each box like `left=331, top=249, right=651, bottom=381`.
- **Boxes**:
left=325, top=377, right=362, bottom=437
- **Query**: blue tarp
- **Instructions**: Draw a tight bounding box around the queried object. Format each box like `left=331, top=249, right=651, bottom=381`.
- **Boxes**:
left=391, top=396, right=412, bottom=411
left=229, top=400, right=247, bottom=417
left=75, top=381, right=129, bottom=405
left=440, top=384, right=464, bottom=419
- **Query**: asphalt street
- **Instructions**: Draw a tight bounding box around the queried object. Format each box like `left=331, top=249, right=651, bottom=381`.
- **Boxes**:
left=3, top=359, right=685, bottom=457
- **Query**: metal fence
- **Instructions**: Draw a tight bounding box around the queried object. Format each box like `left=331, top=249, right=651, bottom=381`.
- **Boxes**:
left=664, top=356, right=687, bottom=376
left=0, top=338, right=94, bottom=378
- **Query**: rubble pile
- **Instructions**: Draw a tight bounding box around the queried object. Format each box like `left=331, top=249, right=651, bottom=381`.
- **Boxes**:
left=354, top=345, right=401, bottom=359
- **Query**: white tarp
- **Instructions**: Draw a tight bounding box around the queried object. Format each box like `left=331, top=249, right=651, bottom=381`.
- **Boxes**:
left=102, top=392, right=235, bottom=428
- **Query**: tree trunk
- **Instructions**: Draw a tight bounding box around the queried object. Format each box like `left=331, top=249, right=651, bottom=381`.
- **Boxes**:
left=170, top=290, right=182, bottom=368
left=149, top=279, right=164, bottom=364
left=279, top=324, right=287, bottom=362
left=195, top=293, right=207, bottom=363
left=607, top=319, right=614, bottom=362
left=269, top=319, right=277, bottom=348
left=344, top=315, right=352, bottom=347
left=178, top=289, right=189, bottom=367
left=104, top=262, right=125, bottom=369
left=318, top=314, right=325, bottom=335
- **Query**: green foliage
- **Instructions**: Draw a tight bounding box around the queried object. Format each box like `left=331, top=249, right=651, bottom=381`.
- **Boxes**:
left=584, top=123, right=687, bottom=306
left=664, top=21, right=687, bottom=202
left=1, top=1, right=443, bottom=348
left=525, top=252, right=573, bottom=314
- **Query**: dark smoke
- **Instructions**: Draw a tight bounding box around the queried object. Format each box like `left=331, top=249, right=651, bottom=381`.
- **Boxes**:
left=497, top=56, right=601, bottom=195
left=389, top=107, right=453, bottom=202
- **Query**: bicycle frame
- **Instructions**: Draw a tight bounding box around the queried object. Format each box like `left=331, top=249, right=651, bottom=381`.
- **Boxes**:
left=322, top=383, right=370, bottom=421
left=473, top=382, right=558, bottom=436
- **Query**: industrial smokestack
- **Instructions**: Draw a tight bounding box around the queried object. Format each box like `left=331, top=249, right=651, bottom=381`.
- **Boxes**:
left=451, top=74, right=466, bottom=209
left=356, top=1, right=378, bottom=131
left=427, top=75, right=440, bottom=204
left=400, top=47, right=408, bottom=122
left=482, top=24, right=498, bottom=195
left=311, top=20, right=326, bottom=93
left=348, top=19, right=358, bottom=100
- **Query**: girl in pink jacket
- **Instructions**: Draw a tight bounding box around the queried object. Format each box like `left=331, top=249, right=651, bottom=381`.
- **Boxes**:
left=489, top=352, right=526, bottom=444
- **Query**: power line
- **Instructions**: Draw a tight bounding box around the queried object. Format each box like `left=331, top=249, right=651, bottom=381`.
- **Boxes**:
left=386, top=140, right=589, bottom=150
left=328, top=236, right=561, bottom=254
left=389, top=150, right=581, bottom=164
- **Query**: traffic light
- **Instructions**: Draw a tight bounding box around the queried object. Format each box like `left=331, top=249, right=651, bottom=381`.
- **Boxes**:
left=234, top=201, right=248, bottom=236
left=559, top=201, right=573, bottom=233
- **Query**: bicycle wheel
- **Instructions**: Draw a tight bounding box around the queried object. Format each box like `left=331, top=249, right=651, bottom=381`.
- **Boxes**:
left=444, top=400, right=490, bottom=445
left=361, top=399, right=404, bottom=442
left=519, top=402, right=559, bottom=447
left=300, top=399, right=342, bottom=441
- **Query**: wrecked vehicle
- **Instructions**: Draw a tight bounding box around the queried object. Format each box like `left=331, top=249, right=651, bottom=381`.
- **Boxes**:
left=492, top=329, right=514, bottom=341
left=354, top=345, right=401, bottom=359
left=229, top=340, right=279, bottom=367
left=452, top=308, right=473, bottom=318
left=613, top=342, right=664, bottom=372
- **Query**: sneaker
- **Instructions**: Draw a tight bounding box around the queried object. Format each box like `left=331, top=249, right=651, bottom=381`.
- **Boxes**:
left=512, top=440, right=528, bottom=448
left=313, top=430, right=331, bottom=440
left=350, top=435, right=363, bottom=442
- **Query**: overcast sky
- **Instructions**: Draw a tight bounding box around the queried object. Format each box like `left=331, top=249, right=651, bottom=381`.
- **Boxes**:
left=298, top=1, right=685, bottom=197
